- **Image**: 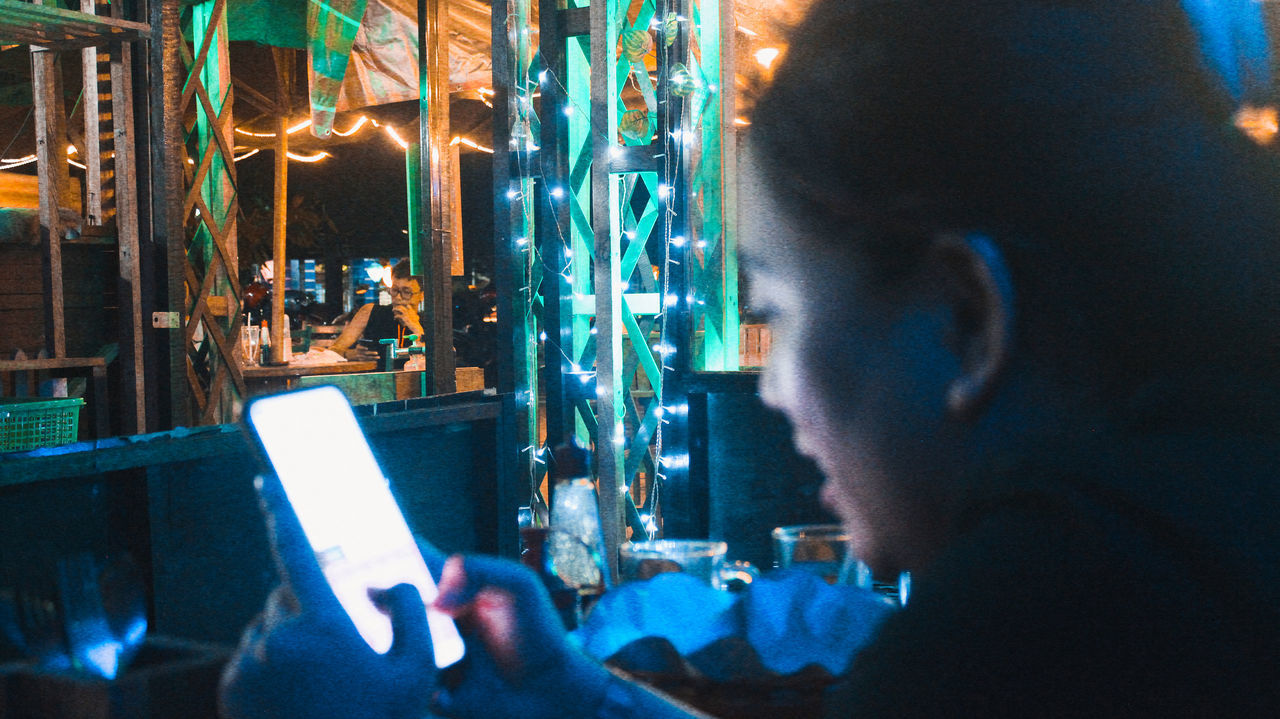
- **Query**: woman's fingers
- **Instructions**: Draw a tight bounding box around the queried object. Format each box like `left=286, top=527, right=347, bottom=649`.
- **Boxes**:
left=370, top=583, right=434, bottom=667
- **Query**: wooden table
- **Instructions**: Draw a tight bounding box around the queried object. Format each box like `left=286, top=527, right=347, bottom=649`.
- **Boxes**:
left=0, top=357, right=109, bottom=438
left=241, top=361, right=378, bottom=396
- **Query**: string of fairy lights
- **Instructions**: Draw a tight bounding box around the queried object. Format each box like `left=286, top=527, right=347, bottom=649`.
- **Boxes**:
left=2, top=97, right=494, bottom=171
left=503, top=3, right=712, bottom=541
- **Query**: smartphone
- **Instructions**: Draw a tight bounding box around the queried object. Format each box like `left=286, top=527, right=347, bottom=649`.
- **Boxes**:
left=245, top=385, right=466, bottom=667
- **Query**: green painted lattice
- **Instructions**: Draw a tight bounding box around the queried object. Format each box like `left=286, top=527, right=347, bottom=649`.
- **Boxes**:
left=182, top=0, right=244, bottom=424
left=498, top=0, right=735, bottom=543
left=686, top=0, right=738, bottom=371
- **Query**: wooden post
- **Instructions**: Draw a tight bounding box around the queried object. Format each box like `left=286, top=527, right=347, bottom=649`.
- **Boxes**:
left=590, top=0, right=624, bottom=583
left=270, top=47, right=292, bottom=366
left=449, top=143, right=464, bottom=276
left=417, top=0, right=455, bottom=393
left=151, top=0, right=190, bottom=427
left=30, top=1, right=68, bottom=359
left=112, top=22, right=147, bottom=434
left=81, top=0, right=105, bottom=226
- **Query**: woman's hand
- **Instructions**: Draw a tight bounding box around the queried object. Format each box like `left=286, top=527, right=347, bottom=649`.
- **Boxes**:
left=429, top=555, right=614, bottom=719
left=218, top=476, right=439, bottom=719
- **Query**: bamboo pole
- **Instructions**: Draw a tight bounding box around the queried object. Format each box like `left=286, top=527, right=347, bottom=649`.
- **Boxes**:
left=269, top=48, right=292, bottom=365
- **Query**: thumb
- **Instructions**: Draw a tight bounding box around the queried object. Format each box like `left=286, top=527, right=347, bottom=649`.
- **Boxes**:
left=370, top=583, right=432, bottom=664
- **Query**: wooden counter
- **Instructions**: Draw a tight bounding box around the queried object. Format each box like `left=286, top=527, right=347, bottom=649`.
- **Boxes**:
left=240, top=360, right=377, bottom=395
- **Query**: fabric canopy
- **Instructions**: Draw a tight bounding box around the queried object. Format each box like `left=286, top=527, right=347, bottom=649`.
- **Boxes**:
left=221, top=0, right=492, bottom=138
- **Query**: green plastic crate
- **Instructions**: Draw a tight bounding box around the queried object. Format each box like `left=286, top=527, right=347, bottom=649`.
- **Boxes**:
left=0, top=397, right=86, bottom=452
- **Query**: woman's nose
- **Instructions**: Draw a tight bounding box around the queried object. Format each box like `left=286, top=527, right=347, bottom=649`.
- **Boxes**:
left=758, top=361, right=784, bottom=411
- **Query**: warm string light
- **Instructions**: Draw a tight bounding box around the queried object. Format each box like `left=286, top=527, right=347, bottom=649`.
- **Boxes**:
left=234, top=118, right=313, bottom=138
left=451, top=135, right=495, bottom=153
left=0, top=154, right=37, bottom=169
left=331, top=115, right=370, bottom=136
left=227, top=115, right=489, bottom=157
left=286, top=150, right=330, bottom=163
left=379, top=122, right=409, bottom=150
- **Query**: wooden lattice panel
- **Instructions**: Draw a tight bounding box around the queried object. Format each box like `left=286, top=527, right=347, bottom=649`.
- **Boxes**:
left=179, top=0, right=243, bottom=425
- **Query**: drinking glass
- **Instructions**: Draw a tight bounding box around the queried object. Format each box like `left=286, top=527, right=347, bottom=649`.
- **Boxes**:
left=241, top=324, right=260, bottom=366
left=771, top=524, right=855, bottom=585
left=772, top=524, right=911, bottom=605
left=619, top=539, right=728, bottom=585
left=548, top=479, right=610, bottom=623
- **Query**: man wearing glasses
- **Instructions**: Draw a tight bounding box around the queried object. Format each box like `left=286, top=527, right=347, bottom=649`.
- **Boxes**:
left=329, top=259, right=426, bottom=370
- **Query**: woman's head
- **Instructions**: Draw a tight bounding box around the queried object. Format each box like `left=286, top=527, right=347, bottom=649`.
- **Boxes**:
left=744, top=0, right=1280, bottom=572
left=753, top=0, right=1280, bottom=368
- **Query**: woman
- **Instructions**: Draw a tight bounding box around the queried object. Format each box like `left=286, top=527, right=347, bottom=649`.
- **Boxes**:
left=221, top=1, right=1280, bottom=716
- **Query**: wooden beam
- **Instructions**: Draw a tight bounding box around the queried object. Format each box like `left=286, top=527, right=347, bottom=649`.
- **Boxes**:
left=418, top=0, right=456, bottom=393
left=590, top=0, right=624, bottom=584
left=231, top=76, right=277, bottom=117
left=269, top=47, right=293, bottom=366
left=450, top=143, right=464, bottom=276
left=31, top=11, right=68, bottom=358
left=151, top=0, right=190, bottom=428
left=0, top=0, right=150, bottom=51
left=80, top=0, right=104, bottom=225
left=112, top=27, right=147, bottom=434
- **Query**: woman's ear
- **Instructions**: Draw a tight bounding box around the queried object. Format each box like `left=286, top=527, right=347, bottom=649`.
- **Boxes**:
left=931, top=233, right=1015, bottom=418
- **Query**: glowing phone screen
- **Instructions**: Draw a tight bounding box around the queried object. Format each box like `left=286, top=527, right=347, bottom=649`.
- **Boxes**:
left=247, top=386, right=465, bottom=667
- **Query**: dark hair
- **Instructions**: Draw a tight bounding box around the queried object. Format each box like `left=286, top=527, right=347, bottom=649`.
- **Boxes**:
left=391, top=259, right=423, bottom=288
left=751, top=0, right=1280, bottom=391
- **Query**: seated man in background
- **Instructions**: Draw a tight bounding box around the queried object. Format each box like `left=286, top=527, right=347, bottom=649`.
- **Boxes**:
left=328, top=259, right=426, bottom=370
left=220, top=0, right=1280, bottom=717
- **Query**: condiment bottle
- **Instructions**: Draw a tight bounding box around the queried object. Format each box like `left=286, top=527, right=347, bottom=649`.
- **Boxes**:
left=259, top=319, right=271, bottom=364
